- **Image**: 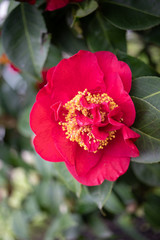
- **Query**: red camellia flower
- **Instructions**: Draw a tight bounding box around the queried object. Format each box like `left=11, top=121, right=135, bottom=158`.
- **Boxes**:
left=30, top=50, right=140, bottom=186
left=18, top=0, right=83, bottom=11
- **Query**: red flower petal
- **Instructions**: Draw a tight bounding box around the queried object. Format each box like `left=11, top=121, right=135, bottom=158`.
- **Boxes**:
left=81, top=134, right=100, bottom=152
left=76, top=113, right=93, bottom=126
left=51, top=102, right=63, bottom=121
left=30, top=86, right=76, bottom=165
left=67, top=127, right=139, bottom=186
left=122, top=126, right=140, bottom=157
left=46, top=0, right=83, bottom=11
left=46, top=66, right=56, bottom=89
left=94, top=51, right=132, bottom=93
left=46, top=0, right=69, bottom=11
left=74, top=146, right=103, bottom=176
left=30, top=102, right=64, bottom=162
left=65, top=127, right=139, bottom=185
left=33, top=133, right=64, bottom=162
left=89, top=155, right=130, bottom=183
left=108, top=106, right=123, bottom=128
left=50, top=50, right=106, bottom=104
left=30, top=88, right=52, bottom=134
left=95, top=51, right=119, bottom=86
left=92, top=126, right=109, bottom=140
left=103, top=127, right=140, bottom=158
left=65, top=155, right=130, bottom=185
left=51, top=123, right=77, bottom=165
left=80, top=96, right=98, bottom=110
left=117, top=91, right=136, bottom=127
left=106, top=72, right=136, bottom=127
left=118, top=61, right=132, bottom=93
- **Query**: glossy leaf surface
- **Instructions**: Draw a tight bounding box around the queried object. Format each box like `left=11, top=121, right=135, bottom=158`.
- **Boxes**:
left=2, top=4, right=49, bottom=77
left=100, top=0, right=160, bottom=30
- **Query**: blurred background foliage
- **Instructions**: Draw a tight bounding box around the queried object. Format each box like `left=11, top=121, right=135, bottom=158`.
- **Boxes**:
left=0, top=0, right=160, bottom=239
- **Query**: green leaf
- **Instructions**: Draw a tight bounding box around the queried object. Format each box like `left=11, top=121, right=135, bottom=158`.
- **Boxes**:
left=131, top=77, right=160, bottom=164
left=54, top=23, right=88, bottom=54
left=53, top=162, right=82, bottom=197
left=130, top=76, right=160, bottom=110
left=116, top=51, right=157, bottom=78
left=18, top=105, right=33, bottom=138
left=117, top=214, right=149, bottom=240
left=114, top=182, right=135, bottom=204
left=88, top=214, right=113, bottom=238
left=133, top=95, right=160, bottom=139
left=75, top=0, right=98, bottom=18
left=2, top=4, right=49, bottom=77
left=109, top=0, right=160, bottom=17
left=12, top=210, right=29, bottom=240
left=82, top=12, right=126, bottom=52
left=144, top=194, right=160, bottom=229
left=0, top=143, right=32, bottom=170
left=45, top=214, right=77, bottom=240
left=143, top=25, right=160, bottom=47
left=104, top=191, right=124, bottom=214
left=132, top=162, right=160, bottom=187
left=2, top=64, right=25, bottom=92
left=43, top=44, right=62, bottom=69
left=132, top=97, right=160, bottom=164
left=75, top=186, right=97, bottom=214
left=0, top=82, right=23, bottom=116
left=35, top=154, right=55, bottom=179
left=132, top=128, right=160, bottom=164
left=89, top=180, right=114, bottom=209
left=100, top=0, right=160, bottom=30
left=35, top=180, right=65, bottom=213
left=7, top=0, right=19, bottom=13
left=23, top=195, right=40, bottom=220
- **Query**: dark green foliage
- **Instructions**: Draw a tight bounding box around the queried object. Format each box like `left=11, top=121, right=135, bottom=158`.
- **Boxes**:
left=0, top=0, right=160, bottom=239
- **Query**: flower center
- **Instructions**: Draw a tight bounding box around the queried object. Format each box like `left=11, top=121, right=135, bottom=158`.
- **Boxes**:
left=59, top=89, right=119, bottom=153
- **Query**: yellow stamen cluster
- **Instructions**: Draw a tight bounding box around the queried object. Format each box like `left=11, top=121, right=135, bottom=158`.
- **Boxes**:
left=59, top=89, right=118, bottom=152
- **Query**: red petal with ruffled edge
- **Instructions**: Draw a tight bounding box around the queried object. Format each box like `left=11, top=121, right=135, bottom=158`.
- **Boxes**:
left=50, top=50, right=106, bottom=104
left=65, top=155, right=130, bottom=185
left=104, top=72, right=136, bottom=127
left=95, top=51, right=135, bottom=126
left=94, top=51, right=132, bottom=93
left=92, top=126, right=109, bottom=140
left=102, top=127, right=139, bottom=158
left=65, top=126, right=139, bottom=185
